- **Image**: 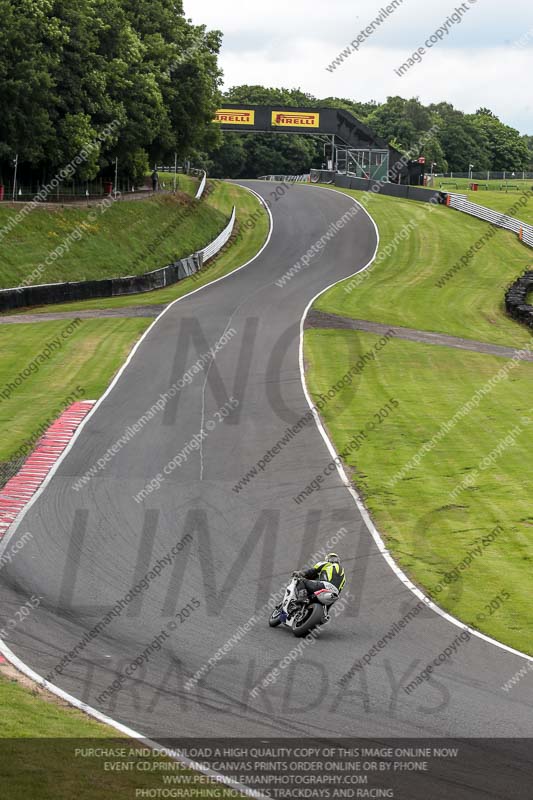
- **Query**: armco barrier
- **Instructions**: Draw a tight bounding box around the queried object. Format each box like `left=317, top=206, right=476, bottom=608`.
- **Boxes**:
left=195, top=171, right=207, bottom=199
left=446, top=192, right=533, bottom=248
left=447, top=194, right=533, bottom=329
left=324, top=175, right=533, bottom=330
left=505, top=271, right=533, bottom=329
left=199, top=206, right=236, bottom=261
left=0, top=207, right=236, bottom=312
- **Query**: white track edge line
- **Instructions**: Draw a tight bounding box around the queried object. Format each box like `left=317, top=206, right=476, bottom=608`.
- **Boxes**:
left=298, top=183, right=533, bottom=667
left=0, top=640, right=265, bottom=798
left=0, top=183, right=272, bottom=557
left=0, top=182, right=273, bottom=800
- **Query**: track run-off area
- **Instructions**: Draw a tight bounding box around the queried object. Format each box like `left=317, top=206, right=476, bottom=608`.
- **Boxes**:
left=1, top=181, right=533, bottom=798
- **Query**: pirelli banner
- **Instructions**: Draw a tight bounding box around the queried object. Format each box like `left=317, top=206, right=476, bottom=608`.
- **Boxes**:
left=271, top=110, right=320, bottom=128
left=212, top=104, right=391, bottom=158
left=214, top=109, right=255, bottom=126
left=213, top=105, right=325, bottom=134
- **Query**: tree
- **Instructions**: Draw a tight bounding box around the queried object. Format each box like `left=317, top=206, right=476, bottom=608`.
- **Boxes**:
left=208, top=133, right=247, bottom=178
left=212, top=85, right=322, bottom=178
left=522, top=136, right=533, bottom=170
left=320, top=97, right=379, bottom=121
left=472, top=111, right=529, bottom=171
left=224, top=85, right=318, bottom=107
left=367, top=97, right=434, bottom=151
left=0, top=0, right=62, bottom=177
left=0, top=0, right=223, bottom=183
left=429, top=103, right=490, bottom=172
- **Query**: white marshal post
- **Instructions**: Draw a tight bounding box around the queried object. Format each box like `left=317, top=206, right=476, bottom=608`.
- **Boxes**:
left=12, top=153, right=18, bottom=202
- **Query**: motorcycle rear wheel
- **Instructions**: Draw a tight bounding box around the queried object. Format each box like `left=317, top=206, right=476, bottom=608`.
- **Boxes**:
left=293, top=603, right=323, bottom=637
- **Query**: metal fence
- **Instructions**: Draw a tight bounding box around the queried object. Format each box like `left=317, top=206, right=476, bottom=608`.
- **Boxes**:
left=0, top=179, right=149, bottom=203
left=436, top=171, right=533, bottom=182
left=200, top=207, right=236, bottom=262
left=1, top=165, right=206, bottom=203
left=447, top=193, right=533, bottom=249
left=195, top=171, right=207, bottom=200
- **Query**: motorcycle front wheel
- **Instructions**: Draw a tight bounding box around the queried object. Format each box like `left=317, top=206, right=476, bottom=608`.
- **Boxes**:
left=269, top=605, right=283, bottom=627
left=293, top=603, right=323, bottom=637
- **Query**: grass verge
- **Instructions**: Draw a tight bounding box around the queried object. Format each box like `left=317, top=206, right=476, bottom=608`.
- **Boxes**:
left=0, top=318, right=151, bottom=468
left=0, top=670, right=244, bottom=798
left=155, top=172, right=199, bottom=196
left=0, top=191, right=227, bottom=289
left=0, top=178, right=267, bottom=750
left=13, top=181, right=269, bottom=314
left=432, top=179, right=533, bottom=224
left=305, top=184, right=533, bottom=653
left=457, top=189, right=533, bottom=226
left=313, top=186, right=532, bottom=348
left=0, top=314, right=248, bottom=794
left=304, top=328, right=533, bottom=653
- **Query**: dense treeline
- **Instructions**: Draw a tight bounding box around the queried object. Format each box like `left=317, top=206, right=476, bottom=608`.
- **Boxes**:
left=2, top=4, right=530, bottom=189
left=0, top=0, right=222, bottom=185
left=205, top=86, right=532, bottom=178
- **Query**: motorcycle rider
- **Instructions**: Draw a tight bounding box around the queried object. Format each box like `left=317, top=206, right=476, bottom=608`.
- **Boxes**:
left=293, top=552, right=346, bottom=602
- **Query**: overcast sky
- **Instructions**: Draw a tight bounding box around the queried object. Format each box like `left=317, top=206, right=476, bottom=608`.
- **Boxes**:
left=184, top=0, right=533, bottom=134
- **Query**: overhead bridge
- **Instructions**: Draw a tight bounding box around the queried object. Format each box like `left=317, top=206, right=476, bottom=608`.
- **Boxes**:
left=213, top=104, right=412, bottom=182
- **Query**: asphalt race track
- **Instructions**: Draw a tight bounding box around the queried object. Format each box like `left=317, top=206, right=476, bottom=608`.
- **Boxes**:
left=1, top=182, right=533, bottom=797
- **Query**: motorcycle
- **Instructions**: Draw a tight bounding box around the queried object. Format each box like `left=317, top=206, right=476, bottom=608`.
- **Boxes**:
left=268, top=575, right=339, bottom=637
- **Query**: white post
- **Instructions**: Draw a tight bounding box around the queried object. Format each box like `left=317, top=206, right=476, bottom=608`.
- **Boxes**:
left=174, top=152, right=177, bottom=192
left=12, top=153, right=18, bottom=202
left=114, top=157, right=118, bottom=198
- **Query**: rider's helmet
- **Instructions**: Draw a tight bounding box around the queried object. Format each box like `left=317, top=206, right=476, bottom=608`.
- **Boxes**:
left=326, top=552, right=340, bottom=564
